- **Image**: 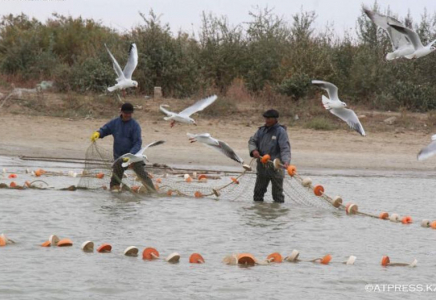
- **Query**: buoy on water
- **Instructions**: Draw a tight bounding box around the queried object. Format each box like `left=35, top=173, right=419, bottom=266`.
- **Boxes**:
left=81, top=241, right=94, bottom=252
left=143, top=247, right=160, bottom=260
left=166, top=252, right=180, bottom=263
left=97, top=244, right=112, bottom=253
left=124, top=246, right=139, bottom=257
left=189, top=253, right=205, bottom=264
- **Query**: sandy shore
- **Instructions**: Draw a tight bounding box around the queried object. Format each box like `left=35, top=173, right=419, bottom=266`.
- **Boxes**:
left=1, top=108, right=435, bottom=173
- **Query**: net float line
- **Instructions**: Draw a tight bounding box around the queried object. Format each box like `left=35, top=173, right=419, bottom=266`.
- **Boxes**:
left=381, top=256, right=418, bottom=267
left=260, top=156, right=434, bottom=227
left=7, top=234, right=422, bottom=268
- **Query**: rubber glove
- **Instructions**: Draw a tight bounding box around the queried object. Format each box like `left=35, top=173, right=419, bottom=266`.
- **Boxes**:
left=122, top=157, right=130, bottom=162
left=91, top=131, right=100, bottom=142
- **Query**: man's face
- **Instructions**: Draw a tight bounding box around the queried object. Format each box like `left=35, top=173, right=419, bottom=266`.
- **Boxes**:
left=121, top=111, right=133, bottom=121
left=264, top=117, right=277, bottom=127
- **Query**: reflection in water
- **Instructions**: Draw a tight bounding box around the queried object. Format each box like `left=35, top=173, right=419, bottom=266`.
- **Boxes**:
left=242, top=202, right=290, bottom=228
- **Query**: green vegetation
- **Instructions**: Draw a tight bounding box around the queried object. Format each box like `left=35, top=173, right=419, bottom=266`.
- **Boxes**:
left=1, top=2, right=436, bottom=112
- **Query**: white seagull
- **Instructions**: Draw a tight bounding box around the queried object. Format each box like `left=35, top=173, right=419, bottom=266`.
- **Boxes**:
left=388, top=23, right=436, bottom=59
left=417, top=134, right=436, bottom=161
left=115, top=140, right=165, bottom=168
left=312, top=80, right=366, bottom=136
left=187, top=133, right=244, bottom=164
left=363, top=7, right=414, bottom=60
left=105, top=43, right=139, bottom=92
left=160, top=95, right=218, bottom=127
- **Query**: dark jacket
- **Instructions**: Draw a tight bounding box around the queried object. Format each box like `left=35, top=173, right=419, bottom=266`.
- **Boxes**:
left=248, top=123, right=291, bottom=164
left=98, top=116, right=142, bottom=160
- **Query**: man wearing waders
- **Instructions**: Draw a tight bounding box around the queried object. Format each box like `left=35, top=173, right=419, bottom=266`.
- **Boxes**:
left=248, top=109, right=291, bottom=203
left=90, top=103, right=155, bottom=192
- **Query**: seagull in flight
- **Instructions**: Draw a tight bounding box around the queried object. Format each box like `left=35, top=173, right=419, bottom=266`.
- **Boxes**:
left=312, top=80, right=366, bottom=136
left=187, top=133, right=244, bottom=164
left=116, top=140, right=165, bottom=168
left=388, top=23, right=436, bottom=59
left=417, top=134, right=436, bottom=161
left=362, top=6, right=414, bottom=60
left=105, top=43, right=138, bottom=92
left=160, top=95, right=217, bottom=127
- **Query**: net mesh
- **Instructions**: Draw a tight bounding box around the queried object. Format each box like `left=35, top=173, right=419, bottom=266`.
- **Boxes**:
left=77, top=142, right=334, bottom=208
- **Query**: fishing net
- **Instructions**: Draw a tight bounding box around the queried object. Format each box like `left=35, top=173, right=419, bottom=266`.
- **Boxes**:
left=77, top=142, right=335, bottom=208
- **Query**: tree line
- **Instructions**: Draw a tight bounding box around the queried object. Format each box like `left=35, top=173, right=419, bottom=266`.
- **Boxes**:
left=1, top=2, right=436, bottom=111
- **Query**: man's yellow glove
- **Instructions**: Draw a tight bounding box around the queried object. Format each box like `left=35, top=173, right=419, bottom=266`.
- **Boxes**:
left=91, top=131, right=100, bottom=142
left=122, top=157, right=129, bottom=162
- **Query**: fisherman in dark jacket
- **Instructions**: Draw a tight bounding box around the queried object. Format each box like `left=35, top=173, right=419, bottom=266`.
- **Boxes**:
left=91, top=103, right=155, bottom=192
left=248, top=109, right=291, bottom=203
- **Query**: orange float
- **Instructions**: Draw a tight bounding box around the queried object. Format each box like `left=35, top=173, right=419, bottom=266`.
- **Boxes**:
left=0, top=235, right=6, bottom=246
left=143, top=247, right=160, bottom=260
left=9, top=182, right=17, bottom=188
left=198, top=174, right=207, bottom=181
left=379, top=212, right=389, bottom=220
left=97, top=243, right=112, bottom=253
left=287, top=165, right=297, bottom=176
left=237, top=253, right=256, bottom=265
left=430, top=221, right=436, bottom=229
left=401, top=216, right=413, bottom=224
left=313, top=185, right=324, bottom=196
left=34, top=169, right=46, bottom=177
left=25, top=181, right=31, bottom=188
left=194, top=191, right=203, bottom=198
left=41, top=240, right=51, bottom=247
left=57, top=239, right=73, bottom=247
left=381, top=256, right=390, bottom=266
left=154, top=184, right=160, bottom=191
left=189, top=253, right=205, bottom=264
left=131, top=186, right=140, bottom=193
left=185, top=177, right=193, bottom=183
left=320, top=254, right=332, bottom=265
left=96, top=173, right=104, bottom=179
left=156, top=178, right=162, bottom=184
left=230, top=177, right=239, bottom=184
left=167, top=190, right=173, bottom=196
left=8, top=174, right=17, bottom=179
left=267, top=252, right=283, bottom=263
left=260, top=154, right=271, bottom=164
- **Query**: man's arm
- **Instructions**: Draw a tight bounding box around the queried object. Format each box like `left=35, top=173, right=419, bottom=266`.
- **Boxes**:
left=129, top=123, right=142, bottom=154
left=98, top=119, right=115, bottom=139
left=278, top=129, right=291, bottom=165
left=248, top=129, right=260, bottom=157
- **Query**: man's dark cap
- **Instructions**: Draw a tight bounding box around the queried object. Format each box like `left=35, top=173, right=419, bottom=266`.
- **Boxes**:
left=263, top=109, right=279, bottom=118
left=121, top=102, right=134, bottom=113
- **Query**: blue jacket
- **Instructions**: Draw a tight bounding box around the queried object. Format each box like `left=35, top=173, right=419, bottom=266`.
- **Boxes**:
left=98, top=116, right=142, bottom=160
left=248, top=123, right=291, bottom=164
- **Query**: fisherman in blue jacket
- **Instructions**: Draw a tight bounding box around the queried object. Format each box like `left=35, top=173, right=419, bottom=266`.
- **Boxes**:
left=248, top=109, right=291, bottom=203
left=91, top=103, right=155, bottom=192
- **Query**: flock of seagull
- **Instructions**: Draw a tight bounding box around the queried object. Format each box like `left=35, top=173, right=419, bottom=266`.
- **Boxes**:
left=102, top=5, right=436, bottom=167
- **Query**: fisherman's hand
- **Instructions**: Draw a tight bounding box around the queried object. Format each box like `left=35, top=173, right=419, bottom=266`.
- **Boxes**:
left=91, top=131, right=100, bottom=142
left=283, top=163, right=289, bottom=169
left=252, top=150, right=260, bottom=158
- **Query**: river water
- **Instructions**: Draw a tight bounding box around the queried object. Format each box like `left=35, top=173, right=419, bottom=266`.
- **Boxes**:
left=1, top=156, right=435, bottom=299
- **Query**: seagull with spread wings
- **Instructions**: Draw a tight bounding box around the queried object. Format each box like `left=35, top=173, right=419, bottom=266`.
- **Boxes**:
left=187, top=133, right=244, bottom=164
left=105, top=43, right=139, bottom=92
left=388, top=23, right=436, bottom=59
left=160, top=95, right=218, bottom=127
left=362, top=6, right=414, bottom=60
left=312, top=80, right=366, bottom=136
left=115, top=140, right=165, bottom=168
